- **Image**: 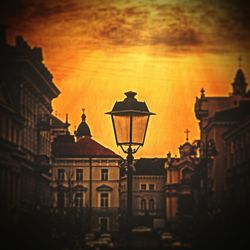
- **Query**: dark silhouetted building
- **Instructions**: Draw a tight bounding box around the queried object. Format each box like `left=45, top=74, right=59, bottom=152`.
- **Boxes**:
left=0, top=26, right=60, bottom=248
left=194, top=66, right=250, bottom=215
left=193, top=65, right=250, bottom=248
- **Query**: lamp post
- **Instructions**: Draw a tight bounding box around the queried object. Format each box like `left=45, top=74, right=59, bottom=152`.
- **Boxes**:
left=106, top=91, right=155, bottom=237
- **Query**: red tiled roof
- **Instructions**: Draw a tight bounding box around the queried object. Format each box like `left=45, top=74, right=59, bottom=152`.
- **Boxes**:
left=52, top=136, right=121, bottom=158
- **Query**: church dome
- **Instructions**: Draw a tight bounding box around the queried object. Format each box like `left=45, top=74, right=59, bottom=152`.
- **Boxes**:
left=234, top=69, right=246, bottom=86
left=232, top=60, right=248, bottom=96
left=74, top=109, right=92, bottom=138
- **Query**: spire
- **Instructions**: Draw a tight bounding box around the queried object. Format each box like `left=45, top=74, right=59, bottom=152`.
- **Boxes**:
left=74, top=109, right=92, bottom=140
left=200, top=88, right=205, bottom=99
left=184, top=128, right=190, bottom=142
left=81, top=108, right=86, bottom=122
left=238, top=56, right=242, bottom=68
left=232, top=57, right=247, bottom=96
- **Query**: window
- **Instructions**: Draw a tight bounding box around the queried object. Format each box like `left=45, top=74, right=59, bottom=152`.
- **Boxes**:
left=149, top=184, right=155, bottom=191
left=140, top=199, right=146, bottom=210
left=149, top=199, right=155, bottom=211
left=75, top=192, right=83, bottom=208
left=58, top=169, right=65, bottom=181
left=140, top=184, right=146, bottom=190
left=101, top=169, right=108, bottom=180
left=76, top=169, right=83, bottom=182
left=100, top=193, right=109, bottom=208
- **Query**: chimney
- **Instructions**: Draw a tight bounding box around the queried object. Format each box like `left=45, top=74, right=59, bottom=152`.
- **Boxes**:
left=0, top=25, right=7, bottom=46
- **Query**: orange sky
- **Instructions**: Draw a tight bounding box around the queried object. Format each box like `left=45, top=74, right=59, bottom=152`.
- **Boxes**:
left=2, top=0, right=250, bottom=158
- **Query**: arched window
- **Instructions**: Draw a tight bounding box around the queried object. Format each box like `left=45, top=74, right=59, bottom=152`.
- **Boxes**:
left=149, top=199, right=155, bottom=211
left=140, top=199, right=146, bottom=210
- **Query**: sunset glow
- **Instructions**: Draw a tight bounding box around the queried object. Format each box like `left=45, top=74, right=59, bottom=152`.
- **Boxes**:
left=2, top=0, right=250, bottom=157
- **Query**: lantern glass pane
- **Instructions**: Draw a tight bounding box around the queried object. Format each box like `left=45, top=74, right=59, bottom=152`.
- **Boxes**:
left=113, top=114, right=130, bottom=144
left=132, top=114, right=149, bottom=144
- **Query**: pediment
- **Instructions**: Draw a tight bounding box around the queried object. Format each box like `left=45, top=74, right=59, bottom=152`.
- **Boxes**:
left=96, top=184, right=113, bottom=192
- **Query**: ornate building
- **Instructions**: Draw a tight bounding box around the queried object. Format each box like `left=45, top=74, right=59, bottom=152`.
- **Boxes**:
left=51, top=110, right=122, bottom=232
left=0, top=26, right=60, bottom=247
left=165, top=132, right=198, bottom=234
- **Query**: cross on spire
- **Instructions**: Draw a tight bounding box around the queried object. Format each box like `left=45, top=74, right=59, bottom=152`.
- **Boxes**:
left=81, top=108, right=86, bottom=121
left=200, top=88, right=205, bottom=99
left=184, top=128, right=190, bottom=141
left=238, top=56, right=242, bottom=68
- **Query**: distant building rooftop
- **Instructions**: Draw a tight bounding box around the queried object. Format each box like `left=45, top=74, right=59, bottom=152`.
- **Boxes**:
left=52, top=136, right=121, bottom=158
left=133, top=158, right=165, bottom=176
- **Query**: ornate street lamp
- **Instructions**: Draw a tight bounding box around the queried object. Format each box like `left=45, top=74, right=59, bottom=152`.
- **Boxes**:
left=106, top=91, right=155, bottom=232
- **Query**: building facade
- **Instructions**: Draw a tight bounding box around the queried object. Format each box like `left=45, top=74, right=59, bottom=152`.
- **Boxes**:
left=51, top=110, right=122, bottom=232
left=164, top=135, right=199, bottom=239
left=120, top=158, right=165, bottom=230
left=0, top=26, right=60, bottom=247
left=224, top=106, right=250, bottom=231
left=194, top=66, right=250, bottom=213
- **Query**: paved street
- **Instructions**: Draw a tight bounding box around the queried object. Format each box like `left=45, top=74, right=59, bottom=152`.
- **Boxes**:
left=45, top=231, right=193, bottom=250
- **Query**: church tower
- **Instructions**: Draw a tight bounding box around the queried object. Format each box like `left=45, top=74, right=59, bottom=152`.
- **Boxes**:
left=232, top=58, right=248, bottom=96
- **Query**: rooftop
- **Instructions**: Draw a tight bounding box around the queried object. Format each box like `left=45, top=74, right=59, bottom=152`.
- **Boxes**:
left=52, top=136, right=120, bottom=158
left=133, top=158, right=165, bottom=176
